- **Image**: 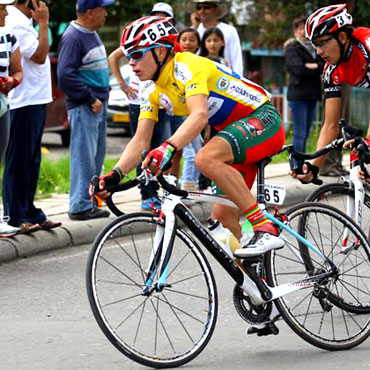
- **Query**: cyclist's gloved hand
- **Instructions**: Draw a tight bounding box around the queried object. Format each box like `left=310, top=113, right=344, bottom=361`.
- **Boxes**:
left=143, top=141, right=177, bottom=174
left=295, top=161, right=322, bottom=185
left=99, top=167, right=124, bottom=188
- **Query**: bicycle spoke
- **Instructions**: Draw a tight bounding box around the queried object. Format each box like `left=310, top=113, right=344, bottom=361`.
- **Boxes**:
left=100, top=256, right=142, bottom=288
left=156, top=294, right=207, bottom=324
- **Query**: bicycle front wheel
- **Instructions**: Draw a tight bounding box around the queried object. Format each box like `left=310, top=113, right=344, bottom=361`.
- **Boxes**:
left=306, top=181, right=370, bottom=241
left=86, top=213, right=218, bottom=368
left=267, top=203, right=370, bottom=351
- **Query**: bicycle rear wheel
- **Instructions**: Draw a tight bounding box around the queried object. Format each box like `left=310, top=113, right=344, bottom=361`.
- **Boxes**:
left=306, top=181, right=370, bottom=241
left=86, top=213, right=218, bottom=368
left=267, top=203, right=370, bottom=351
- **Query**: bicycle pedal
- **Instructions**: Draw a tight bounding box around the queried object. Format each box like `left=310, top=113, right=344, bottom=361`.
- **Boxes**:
left=247, top=322, right=279, bottom=337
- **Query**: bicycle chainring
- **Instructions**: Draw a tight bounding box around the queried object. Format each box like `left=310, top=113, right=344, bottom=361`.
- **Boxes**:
left=233, top=284, right=272, bottom=324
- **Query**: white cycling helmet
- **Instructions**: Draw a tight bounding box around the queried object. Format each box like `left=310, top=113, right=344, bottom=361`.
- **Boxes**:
left=305, top=4, right=352, bottom=41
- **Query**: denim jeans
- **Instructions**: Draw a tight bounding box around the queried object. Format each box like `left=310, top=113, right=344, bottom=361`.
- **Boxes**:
left=68, top=101, right=107, bottom=214
left=288, top=100, right=317, bottom=153
left=181, top=134, right=202, bottom=182
left=129, top=105, right=171, bottom=200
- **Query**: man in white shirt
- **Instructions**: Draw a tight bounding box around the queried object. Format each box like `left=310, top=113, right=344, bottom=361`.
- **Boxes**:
left=3, top=0, right=61, bottom=233
left=186, top=0, right=244, bottom=76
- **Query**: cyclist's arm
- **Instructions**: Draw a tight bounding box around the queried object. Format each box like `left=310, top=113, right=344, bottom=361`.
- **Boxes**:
left=108, top=48, right=137, bottom=98
left=166, top=94, right=209, bottom=150
left=312, top=96, right=342, bottom=167
left=115, top=118, right=156, bottom=174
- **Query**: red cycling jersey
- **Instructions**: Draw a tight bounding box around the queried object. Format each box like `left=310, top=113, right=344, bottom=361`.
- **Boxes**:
left=323, top=27, right=370, bottom=98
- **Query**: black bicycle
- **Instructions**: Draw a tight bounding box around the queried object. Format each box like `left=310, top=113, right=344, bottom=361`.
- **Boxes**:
left=86, top=142, right=370, bottom=368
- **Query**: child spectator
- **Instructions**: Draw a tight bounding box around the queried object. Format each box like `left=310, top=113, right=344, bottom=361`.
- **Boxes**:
left=200, top=27, right=228, bottom=66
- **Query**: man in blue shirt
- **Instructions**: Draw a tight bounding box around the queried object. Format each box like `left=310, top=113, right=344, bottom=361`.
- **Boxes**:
left=58, top=0, right=114, bottom=220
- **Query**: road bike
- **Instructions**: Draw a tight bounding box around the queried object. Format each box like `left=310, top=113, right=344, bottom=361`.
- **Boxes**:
left=307, top=119, right=370, bottom=241
left=86, top=143, right=370, bottom=368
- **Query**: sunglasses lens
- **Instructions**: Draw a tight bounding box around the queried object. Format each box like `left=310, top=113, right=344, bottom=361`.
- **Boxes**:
left=196, top=4, right=212, bottom=10
left=129, top=50, right=144, bottom=61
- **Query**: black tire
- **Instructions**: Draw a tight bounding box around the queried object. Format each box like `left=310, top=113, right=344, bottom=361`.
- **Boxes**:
left=266, top=203, right=370, bottom=351
left=86, top=213, right=218, bottom=368
left=306, top=181, right=370, bottom=241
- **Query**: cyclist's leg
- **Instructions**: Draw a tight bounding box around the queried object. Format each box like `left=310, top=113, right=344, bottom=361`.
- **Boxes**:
left=211, top=204, right=241, bottom=238
left=197, top=103, right=285, bottom=256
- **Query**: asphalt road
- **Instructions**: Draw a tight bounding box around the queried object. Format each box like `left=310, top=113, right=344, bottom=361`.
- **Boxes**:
left=1, top=239, right=370, bottom=370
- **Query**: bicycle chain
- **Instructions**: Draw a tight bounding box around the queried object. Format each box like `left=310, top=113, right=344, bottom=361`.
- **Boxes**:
left=233, top=284, right=272, bottom=324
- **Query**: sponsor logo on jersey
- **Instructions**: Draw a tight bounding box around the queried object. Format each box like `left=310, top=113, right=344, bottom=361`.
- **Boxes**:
left=247, top=118, right=264, bottom=131
left=159, top=93, right=174, bottom=115
left=185, top=83, right=197, bottom=91
left=140, top=81, right=156, bottom=104
left=358, top=41, right=369, bottom=60
left=234, top=124, right=249, bottom=139
left=227, top=80, right=262, bottom=105
left=174, top=61, right=193, bottom=85
left=140, top=106, right=153, bottom=112
left=216, top=76, right=230, bottom=90
left=207, top=97, right=223, bottom=119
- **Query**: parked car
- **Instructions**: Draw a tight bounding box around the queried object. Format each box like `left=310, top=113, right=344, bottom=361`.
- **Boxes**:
left=45, top=59, right=132, bottom=147
left=107, top=63, right=131, bottom=131
left=44, top=55, right=70, bottom=147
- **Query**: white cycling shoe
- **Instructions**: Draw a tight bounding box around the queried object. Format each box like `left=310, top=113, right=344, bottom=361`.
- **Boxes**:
left=234, top=231, right=284, bottom=258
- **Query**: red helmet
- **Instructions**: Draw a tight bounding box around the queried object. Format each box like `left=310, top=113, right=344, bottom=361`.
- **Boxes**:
left=305, top=4, right=352, bottom=41
left=120, top=16, right=179, bottom=56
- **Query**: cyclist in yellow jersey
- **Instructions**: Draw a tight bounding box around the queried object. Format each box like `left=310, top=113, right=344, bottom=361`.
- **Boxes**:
left=97, top=16, right=286, bottom=258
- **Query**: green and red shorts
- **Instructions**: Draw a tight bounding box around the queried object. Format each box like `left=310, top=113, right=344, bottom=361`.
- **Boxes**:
left=213, top=102, right=285, bottom=194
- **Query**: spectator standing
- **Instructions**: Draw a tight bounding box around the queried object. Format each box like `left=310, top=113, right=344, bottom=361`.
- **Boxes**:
left=284, top=15, right=325, bottom=153
left=186, top=0, right=243, bottom=75
left=58, top=0, right=114, bottom=220
left=177, top=28, right=203, bottom=191
left=199, top=26, right=228, bottom=65
left=0, top=0, right=22, bottom=237
left=3, top=0, right=61, bottom=233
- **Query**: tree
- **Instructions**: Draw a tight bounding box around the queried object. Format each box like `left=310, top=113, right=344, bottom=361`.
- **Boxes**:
left=48, top=0, right=184, bottom=52
left=247, top=0, right=370, bottom=47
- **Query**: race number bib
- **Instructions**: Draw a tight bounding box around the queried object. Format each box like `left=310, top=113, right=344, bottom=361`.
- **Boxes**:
left=264, top=184, right=286, bottom=205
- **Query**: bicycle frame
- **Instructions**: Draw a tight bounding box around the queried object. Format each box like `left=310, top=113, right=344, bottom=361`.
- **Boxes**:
left=143, top=179, right=336, bottom=307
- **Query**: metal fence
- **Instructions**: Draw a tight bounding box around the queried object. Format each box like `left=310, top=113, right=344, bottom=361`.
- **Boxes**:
left=273, top=87, right=370, bottom=132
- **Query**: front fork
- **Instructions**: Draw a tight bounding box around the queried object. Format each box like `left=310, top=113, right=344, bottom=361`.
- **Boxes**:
left=342, top=170, right=364, bottom=250
left=143, top=205, right=177, bottom=296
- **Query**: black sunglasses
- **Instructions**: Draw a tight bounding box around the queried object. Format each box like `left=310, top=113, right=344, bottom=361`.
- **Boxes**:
left=312, top=36, right=333, bottom=48
left=196, top=4, right=215, bottom=10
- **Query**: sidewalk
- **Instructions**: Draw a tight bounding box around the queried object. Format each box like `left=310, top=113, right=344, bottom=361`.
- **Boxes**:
left=0, top=157, right=349, bottom=264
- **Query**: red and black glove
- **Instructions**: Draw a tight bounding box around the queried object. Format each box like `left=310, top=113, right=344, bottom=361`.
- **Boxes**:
left=99, top=167, right=124, bottom=187
left=146, top=141, right=177, bottom=171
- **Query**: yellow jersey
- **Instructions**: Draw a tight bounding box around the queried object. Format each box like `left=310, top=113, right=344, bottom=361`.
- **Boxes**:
left=138, top=52, right=271, bottom=130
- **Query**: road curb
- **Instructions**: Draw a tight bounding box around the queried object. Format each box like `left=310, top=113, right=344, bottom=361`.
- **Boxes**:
left=0, top=203, right=214, bottom=264
left=0, top=176, right=339, bottom=264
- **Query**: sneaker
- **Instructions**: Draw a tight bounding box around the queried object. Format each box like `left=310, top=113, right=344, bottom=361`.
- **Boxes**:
left=0, top=221, right=19, bottom=237
left=234, top=224, right=284, bottom=258
left=141, top=196, right=161, bottom=211
left=68, top=208, right=110, bottom=221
